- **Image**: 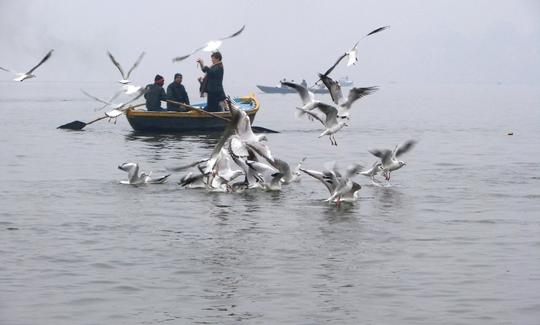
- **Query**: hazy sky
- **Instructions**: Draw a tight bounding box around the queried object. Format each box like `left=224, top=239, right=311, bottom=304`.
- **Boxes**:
left=0, top=0, right=539, bottom=92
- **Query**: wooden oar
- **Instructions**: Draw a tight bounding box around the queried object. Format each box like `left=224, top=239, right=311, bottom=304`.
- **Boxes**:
left=58, top=103, right=146, bottom=130
left=166, top=100, right=231, bottom=122
left=166, top=100, right=279, bottom=133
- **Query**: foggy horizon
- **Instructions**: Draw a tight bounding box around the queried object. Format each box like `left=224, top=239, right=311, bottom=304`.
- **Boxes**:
left=1, top=0, right=539, bottom=93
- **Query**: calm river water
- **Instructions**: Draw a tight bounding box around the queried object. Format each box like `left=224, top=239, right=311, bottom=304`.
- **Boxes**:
left=1, top=81, right=539, bottom=324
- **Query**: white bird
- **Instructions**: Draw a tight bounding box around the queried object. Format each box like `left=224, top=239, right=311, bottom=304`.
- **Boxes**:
left=246, top=160, right=283, bottom=191
left=319, top=26, right=390, bottom=79
left=0, top=49, right=54, bottom=82
left=118, top=162, right=171, bottom=185
left=271, top=157, right=306, bottom=184
left=172, top=25, right=245, bottom=62
left=107, top=51, right=145, bottom=85
left=297, top=103, right=348, bottom=146
left=300, top=163, right=362, bottom=205
left=369, top=139, right=416, bottom=181
left=281, top=81, right=320, bottom=112
left=359, top=161, right=384, bottom=185
left=81, top=89, right=144, bottom=112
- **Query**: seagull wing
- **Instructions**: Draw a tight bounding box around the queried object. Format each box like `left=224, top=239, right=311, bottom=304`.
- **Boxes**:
left=314, top=102, right=339, bottom=126
left=281, top=81, right=314, bottom=105
left=81, top=89, right=112, bottom=106
left=319, top=74, right=343, bottom=105
left=172, top=46, right=205, bottom=62
left=298, top=107, right=325, bottom=126
left=26, top=49, right=54, bottom=74
left=0, top=66, right=14, bottom=73
left=323, top=52, right=347, bottom=77
left=395, top=139, right=417, bottom=157
left=167, top=158, right=210, bottom=172
left=107, top=51, right=126, bottom=79
left=340, top=86, right=378, bottom=110
left=365, top=25, right=390, bottom=38
left=126, top=52, right=145, bottom=80
left=369, top=149, right=393, bottom=166
left=219, top=25, right=246, bottom=40
left=300, top=168, right=336, bottom=194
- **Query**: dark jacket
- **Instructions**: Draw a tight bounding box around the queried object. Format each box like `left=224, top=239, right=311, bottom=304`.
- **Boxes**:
left=144, top=83, right=166, bottom=111
left=201, top=63, right=224, bottom=94
left=166, top=82, right=190, bottom=111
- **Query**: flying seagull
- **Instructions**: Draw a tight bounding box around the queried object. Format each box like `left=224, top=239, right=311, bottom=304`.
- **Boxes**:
left=81, top=89, right=144, bottom=111
left=0, top=49, right=54, bottom=82
left=297, top=102, right=348, bottom=146
left=300, top=163, right=362, bottom=205
left=369, top=139, right=416, bottom=181
left=172, top=25, right=245, bottom=62
left=107, top=51, right=145, bottom=84
left=318, top=26, right=390, bottom=81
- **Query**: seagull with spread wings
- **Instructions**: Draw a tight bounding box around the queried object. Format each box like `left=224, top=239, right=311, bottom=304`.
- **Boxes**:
left=107, top=51, right=145, bottom=85
left=0, top=49, right=54, bottom=82
left=172, top=25, right=245, bottom=62
left=322, top=26, right=390, bottom=78
left=369, top=139, right=417, bottom=181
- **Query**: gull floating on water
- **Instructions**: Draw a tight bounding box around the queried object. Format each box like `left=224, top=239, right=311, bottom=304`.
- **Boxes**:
left=369, top=139, right=416, bottom=181
left=0, top=49, right=54, bottom=82
left=118, top=162, right=171, bottom=185
left=172, top=25, right=245, bottom=62
left=107, top=51, right=145, bottom=85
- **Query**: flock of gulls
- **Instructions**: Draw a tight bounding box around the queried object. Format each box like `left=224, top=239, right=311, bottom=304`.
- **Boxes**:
left=1, top=25, right=417, bottom=206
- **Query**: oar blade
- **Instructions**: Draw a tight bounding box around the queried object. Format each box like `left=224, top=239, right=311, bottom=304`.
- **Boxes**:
left=57, top=120, right=87, bottom=130
left=252, top=126, right=279, bottom=133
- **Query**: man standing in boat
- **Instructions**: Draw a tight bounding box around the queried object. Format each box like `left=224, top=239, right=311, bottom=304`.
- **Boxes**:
left=144, top=74, right=167, bottom=111
left=196, top=52, right=226, bottom=112
left=166, top=73, right=190, bottom=111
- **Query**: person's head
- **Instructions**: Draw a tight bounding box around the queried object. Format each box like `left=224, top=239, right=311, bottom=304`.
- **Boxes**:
left=154, top=74, right=164, bottom=86
left=174, top=73, right=183, bottom=84
left=211, top=51, right=222, bottom=64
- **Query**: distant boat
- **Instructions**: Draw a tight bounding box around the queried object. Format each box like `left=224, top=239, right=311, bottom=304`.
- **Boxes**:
left=257, top=77, right=353, bottom=94
left=338, top=77, right=354, bottom=87
left=256, top=84, right=329, bottom=94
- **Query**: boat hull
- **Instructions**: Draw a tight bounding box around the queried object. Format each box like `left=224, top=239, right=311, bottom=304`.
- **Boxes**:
left=125, top=95, right=259, bottom=133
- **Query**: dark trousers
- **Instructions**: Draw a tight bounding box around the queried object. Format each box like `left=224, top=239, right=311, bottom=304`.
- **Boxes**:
left=206, top=91, right=226, bottom=112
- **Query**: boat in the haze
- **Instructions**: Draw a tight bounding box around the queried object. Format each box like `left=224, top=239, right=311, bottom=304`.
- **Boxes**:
left=256, top=84, right=329, bottom=94
left=257, top=77, right=353, bottom=94
left=337, top=76, right=354, bottom=87
left=125, top=94, right=259, bottom=132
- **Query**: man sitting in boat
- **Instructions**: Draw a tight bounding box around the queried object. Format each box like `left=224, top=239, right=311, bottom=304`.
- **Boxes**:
left=196, top=51, right=226, bottom=112
left=166, top=73, right=190, bottom=112
left=144, top=74, right=167, bottom=111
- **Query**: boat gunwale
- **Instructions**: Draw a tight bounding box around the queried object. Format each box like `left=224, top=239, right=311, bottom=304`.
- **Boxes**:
left=126, top=94, right=259, bottom=119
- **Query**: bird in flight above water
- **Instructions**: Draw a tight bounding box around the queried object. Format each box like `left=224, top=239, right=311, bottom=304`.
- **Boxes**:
left=0, top=49, right=54, bottom=82
left=107, top=51, right=145, bottom=85
left=172, top=25, right=246, bottom=62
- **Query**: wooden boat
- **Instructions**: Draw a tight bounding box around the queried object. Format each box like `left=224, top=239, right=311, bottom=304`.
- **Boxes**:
left=125, top=94, right=259, bottom=132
